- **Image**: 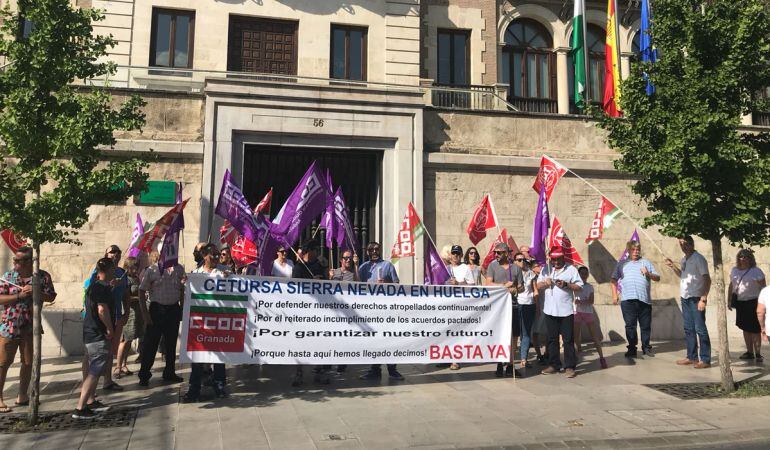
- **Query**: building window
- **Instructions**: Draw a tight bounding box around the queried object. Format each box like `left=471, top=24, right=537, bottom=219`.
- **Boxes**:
left=568, top=24, right=606, bottom=113
left=501, top=19, right=556, bottom=113
left=20, top=17, right=34, bottom=39
left=437, top=29, right=469, bottom=86
left=330, top=25, right=367, bottom=81
left=755, top=87, right=770, bottom=126
left=150, top=8, right=195, bottom=69
left=227, top=16, right=298, bottom=75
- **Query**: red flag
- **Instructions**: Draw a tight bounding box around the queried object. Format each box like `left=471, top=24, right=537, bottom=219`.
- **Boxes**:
left=231, top=235, right=258, bottom=267
left=255, top=188, right=273, bottom=216
left=466, top=195, right=498, bottom=245
left=549, top=216, right=585, bottom=266
left=134, top=200, right=189, bottom=253
left=219, top=220, right=239, bottom=247
left=532, top=155, right=567, bottom=201
left=585, top=196, right=622, bottom=243
left=482, top=228, right=508, bottom=270
left=1, top=229, right=27, bottom=253
left=390, top=203, right=425, bottom=262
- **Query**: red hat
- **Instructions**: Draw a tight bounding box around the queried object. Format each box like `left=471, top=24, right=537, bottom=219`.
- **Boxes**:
left=549, top=246, right=564, bottom=258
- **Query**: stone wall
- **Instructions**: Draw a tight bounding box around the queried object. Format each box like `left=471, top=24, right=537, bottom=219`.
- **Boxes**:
left=423, top=108, right=768, bottom=342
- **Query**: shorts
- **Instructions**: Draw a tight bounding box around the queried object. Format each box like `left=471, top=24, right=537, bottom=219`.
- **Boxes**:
left=0, top=329, right=33, bottom=368
left=574, top=312, right=596, bottom=326
left=735, top=299, right=761, bottom=333
left=85, top=340, right=111, bottom=377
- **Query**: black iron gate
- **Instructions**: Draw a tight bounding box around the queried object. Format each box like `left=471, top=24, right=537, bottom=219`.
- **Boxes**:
left=241, top=145, right=380, bottom=263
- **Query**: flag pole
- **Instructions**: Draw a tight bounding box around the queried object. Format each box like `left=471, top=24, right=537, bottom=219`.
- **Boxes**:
left=548, top=156, right=668, bottom=258
left=0, top=277, right=23, bottom=289
left=582, top=0, right=589, bottom=111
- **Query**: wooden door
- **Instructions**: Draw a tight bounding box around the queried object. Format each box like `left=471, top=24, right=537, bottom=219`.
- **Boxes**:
left=227, top=16, right=297, bottom=75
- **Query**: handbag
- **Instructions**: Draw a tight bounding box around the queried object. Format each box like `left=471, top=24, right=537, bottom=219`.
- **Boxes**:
left=730, top=269, right=750, bottom=308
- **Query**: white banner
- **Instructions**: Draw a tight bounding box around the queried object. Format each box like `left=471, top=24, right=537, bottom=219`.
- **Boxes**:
left=180, top=274, right=512, bottom=365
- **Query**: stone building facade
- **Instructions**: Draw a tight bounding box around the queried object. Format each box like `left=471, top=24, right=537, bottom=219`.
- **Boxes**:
left=1, top=0, right=768, bottom=355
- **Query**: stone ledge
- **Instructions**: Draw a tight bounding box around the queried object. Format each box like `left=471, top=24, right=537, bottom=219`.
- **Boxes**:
left=101, top=139, right=204, bottom=159
left=425, top=152, right=623, bottom=176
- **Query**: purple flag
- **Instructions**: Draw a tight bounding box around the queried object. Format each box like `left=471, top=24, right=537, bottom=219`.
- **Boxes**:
left=424, top=240, right=451, bottom=285
left=270, top=160, right=330, bottom=247
left=333, top=188, right=358, bottom=251
left=215, top=170, right=268, bottom=244
left=615, top=229, right=640, bottom=294
left=159, top=188, right=186, bottom=271
left=530, top=187, right=551, bottom=265
left=127, top=213, right=144, bottom=258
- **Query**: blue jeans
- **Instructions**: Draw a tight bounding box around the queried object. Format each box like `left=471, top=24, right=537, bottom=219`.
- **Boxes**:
left=620, top=300, right=652, bottom=352
left=519, top=304, right=536, bottom=361
left=681, top=297, right=711, bottom=363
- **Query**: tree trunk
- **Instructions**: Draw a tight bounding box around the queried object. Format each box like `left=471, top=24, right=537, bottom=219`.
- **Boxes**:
left=710, top=238, right=735, bottom=392
left=28, top=240, right=42, bottom=425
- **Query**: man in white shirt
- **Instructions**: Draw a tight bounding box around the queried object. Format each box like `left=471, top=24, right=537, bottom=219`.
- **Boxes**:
left=665, top=235, right=712, bottom=368
left=536, top=247, right=583, bottom=378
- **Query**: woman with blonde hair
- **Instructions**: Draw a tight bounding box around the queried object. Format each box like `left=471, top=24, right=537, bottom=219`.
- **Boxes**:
left=728, top=249, right=766, bottom=361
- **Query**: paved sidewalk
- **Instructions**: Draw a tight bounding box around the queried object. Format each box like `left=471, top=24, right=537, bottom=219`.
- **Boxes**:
left=1, top=340, right=769, bottom=449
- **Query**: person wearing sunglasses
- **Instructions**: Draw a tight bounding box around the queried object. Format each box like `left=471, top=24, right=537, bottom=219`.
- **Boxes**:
left=0, top=246, right=56, bottom=413
left=485, top=242, right=524, bottom=378
left=358, top=241, right=404, bottom=381
left=464, top=247, right=482, bottom=285
left=219, top=245, right=236, bottom=272
left=448, top=245, right=475, bottom=286
left=330, top=250, right=360, bottom=282
left=513, top=252, right=539, bottom=371
left=271, top=246, right=294, bottom=278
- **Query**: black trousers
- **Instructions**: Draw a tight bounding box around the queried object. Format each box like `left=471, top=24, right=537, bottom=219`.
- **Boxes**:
left=139, top=302, right=181, bottom=382
left=545, top=314, right=576, bottom=370
left=620, top=300, right=652, bottom=352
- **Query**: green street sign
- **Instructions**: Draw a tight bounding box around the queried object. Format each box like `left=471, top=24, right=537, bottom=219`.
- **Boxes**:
left=135, top=181, right=178, bottom=205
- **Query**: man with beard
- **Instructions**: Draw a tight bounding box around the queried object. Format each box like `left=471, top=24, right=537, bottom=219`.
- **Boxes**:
left=485, top=242, right=524, bottom=377
left=358, top=242, right=403, bottom=381
left=537, top=247, right=583, bottom=378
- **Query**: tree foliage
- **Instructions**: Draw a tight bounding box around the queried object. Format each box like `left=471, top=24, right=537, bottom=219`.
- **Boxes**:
left=0, top=0, right=149, bottom=244
left=597, top=0, right=770, bottom=244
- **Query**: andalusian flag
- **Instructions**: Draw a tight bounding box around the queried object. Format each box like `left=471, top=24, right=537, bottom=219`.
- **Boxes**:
left=585, top=196, right=622, bottom=243
left=391, top=202, right=425, bottom=263
left=571, top=0, right=587, bottom=109
left=603, top=0, right=622, bottom=117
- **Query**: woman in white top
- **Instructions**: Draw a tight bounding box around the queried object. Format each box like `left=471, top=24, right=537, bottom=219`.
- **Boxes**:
left=514, top=252, right=538, bottom=369
left=447, top=245, right=476, bottom=286
left=271, top=246, right=294, bottom=278
left=728, top=249, right=766, bottom=361
left=463, top=247, right=482, bottom=285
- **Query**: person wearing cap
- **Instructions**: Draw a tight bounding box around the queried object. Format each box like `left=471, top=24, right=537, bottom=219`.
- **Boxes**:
left=611, top=240, right=660, bottom=358
left=485, top=242, right=524, bottom=377
left=358, top=241, right=404, bottom=381
left=448, top=245, right=476, bottom=286
left=271, top=245, right=294, bottom=278
left=536, top=246, right=583, bottom=378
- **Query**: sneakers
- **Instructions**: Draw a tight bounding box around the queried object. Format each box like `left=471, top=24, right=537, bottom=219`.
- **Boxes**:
left=739, top=352, right=755, bottom=360
left=755, top=354, right=764, bottom=362
left=599, top=357, right=608, bottom=369
left=642, top=347, right=654, bottom=357
left=624, top=350, right=638, bottom=358
left=359, top=370, right=382, bottom=380
left=138, top=378, right=149, bottom=387
left=676, top=358, right=696, bottom=365
left=388, top=370, right=405, bottom=381
left=565, top=368, right=576, bottom=378
left=541, top=366, right=558, bottom=375
left=86, top=400, right=110, bottom=413
left=693, top=361, right=712, bottom=369
left=503, top=364, right=522, bottom=378
left=72, top=407, right=98, bottom=419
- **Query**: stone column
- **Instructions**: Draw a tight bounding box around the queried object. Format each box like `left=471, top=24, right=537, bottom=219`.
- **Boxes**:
left=741, top=114, right=753, bottom=126
left=621, top=53, right=632, bottom=80
left=556, top=48, right=570, bottom=115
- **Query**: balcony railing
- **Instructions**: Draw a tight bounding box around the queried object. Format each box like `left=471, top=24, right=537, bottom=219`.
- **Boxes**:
left=508, top=96, right=558, bottom=114
left=74, top=66, right=519, bottom=112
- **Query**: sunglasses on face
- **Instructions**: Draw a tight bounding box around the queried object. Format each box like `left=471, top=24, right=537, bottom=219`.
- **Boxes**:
left=468, top=251, right=477, bottom=255
left=515, top=258, right=525, bottom=262
left=368, top=248, right=381, bottom=253
left=220, top=252, right=229, bottom=256
left=277, top=250, right=286, bottom=254
left=342, top=256, right=352, bottom=260
left=13, top=257, right=30, bottom=263
left=494, top=251, right=505, bottom=255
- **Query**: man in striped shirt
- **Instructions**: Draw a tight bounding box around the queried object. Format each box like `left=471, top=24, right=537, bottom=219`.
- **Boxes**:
left=611, top=240, right=660, bottom=358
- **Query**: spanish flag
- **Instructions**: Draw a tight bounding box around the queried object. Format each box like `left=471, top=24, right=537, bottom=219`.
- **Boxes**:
left=603, top=0, right=622, bottom=117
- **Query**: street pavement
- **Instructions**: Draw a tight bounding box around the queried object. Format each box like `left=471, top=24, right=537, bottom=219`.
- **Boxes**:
left=1, top=340, right=769, bottom=449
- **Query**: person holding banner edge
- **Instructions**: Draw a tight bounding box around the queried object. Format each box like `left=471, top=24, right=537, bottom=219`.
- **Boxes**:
left=485, top=242, right=524, bottom=378
left=185, top=243, right=230, bottom=401
left=358, top=241, right=405, bottom=381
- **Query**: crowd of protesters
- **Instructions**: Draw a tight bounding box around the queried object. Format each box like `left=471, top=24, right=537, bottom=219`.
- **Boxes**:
left=1, top=235, right=769, bottom=419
